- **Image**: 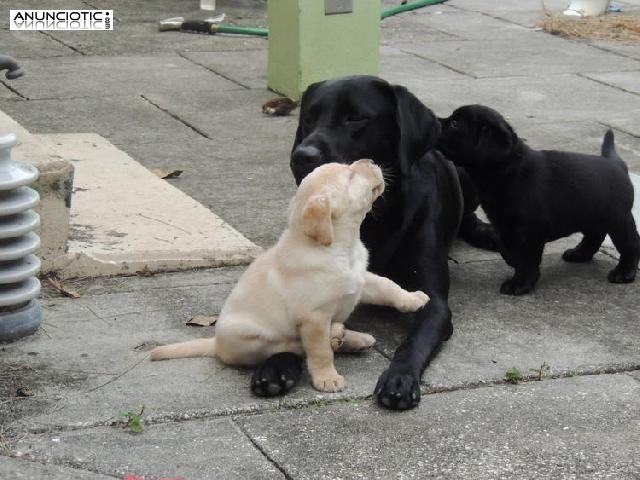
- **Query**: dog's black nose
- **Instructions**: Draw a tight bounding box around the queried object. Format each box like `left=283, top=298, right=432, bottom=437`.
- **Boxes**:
left=291, top=145, right=322, bottom=168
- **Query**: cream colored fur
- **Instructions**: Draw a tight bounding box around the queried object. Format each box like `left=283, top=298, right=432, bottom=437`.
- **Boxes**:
left=150, top=160, right=429, bottom=392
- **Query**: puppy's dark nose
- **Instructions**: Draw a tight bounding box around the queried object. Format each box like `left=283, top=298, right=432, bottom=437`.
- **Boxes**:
left=291, top=145, right=322, bottom=169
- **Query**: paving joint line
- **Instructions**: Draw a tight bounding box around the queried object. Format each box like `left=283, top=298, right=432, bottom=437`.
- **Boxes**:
left=4, top=454, right=120, bottom=479
left=0, top=80, right=28, bottom=100
left=398, top=48, right=477, bottom=78
left=177, top=52, right=251, bottom=90
left=231, top=417, right=295, bottom=480
left=11, top=365, right=640, bottom=437
left=596, top=122, right=640, bottom=139
left=38, top=31, right=86, bottom=56
left=577, top=72, right=640, bottom=97
left=139, top=94, right=211, bottom=139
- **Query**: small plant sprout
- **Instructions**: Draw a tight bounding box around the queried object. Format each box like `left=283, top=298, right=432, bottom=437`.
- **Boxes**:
left=117, top=405, right=145, bottom=434
left=505, top=367, right=523, bottom=384
left=529, top=362, right=551, bottom=381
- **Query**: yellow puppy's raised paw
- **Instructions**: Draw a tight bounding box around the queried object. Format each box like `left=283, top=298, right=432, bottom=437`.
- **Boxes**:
left=398, top=290, right=430, bottom=312
left=311, top=372, right=346, bottom=392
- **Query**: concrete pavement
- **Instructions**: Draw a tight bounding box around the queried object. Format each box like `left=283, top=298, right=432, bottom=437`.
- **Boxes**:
left=1, top=0, right=640, bottom=478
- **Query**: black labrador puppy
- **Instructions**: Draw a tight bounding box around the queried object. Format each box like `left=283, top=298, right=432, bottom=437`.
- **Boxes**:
left=438, top=104, right=640, bottom=295
left=250, top=76, right=498, bottom=410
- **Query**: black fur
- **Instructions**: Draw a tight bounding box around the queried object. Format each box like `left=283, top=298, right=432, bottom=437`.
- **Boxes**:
left=250, top=76, right=497, bottom=409
left=438, top=104, right=640, bottom=295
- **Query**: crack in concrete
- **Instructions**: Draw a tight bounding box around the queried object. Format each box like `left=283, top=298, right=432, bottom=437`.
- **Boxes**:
left=231, top=417, right=294, bottom=480
left=139, top=94, right=211, bottom=139
left=85, top=355, right=147, bottom=393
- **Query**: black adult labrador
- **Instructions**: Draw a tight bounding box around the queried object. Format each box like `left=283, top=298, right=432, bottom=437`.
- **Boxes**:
left=251, top=75, right=497, bottom=410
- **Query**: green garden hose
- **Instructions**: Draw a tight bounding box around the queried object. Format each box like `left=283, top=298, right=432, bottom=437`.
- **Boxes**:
left=381, top=0, right=449, bottom=19
left=185, top=0, right=449, bottom=37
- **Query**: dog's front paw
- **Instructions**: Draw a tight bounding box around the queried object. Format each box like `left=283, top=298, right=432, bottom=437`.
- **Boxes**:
left=398, top=290, right=430, bottom=312
left=311, top=372, right=346, bottom=393
left=608, top=267, right=636, bottom=284
left=500, top=278, right=534, bottom=296
left=374, top=368, right=420, bottom=410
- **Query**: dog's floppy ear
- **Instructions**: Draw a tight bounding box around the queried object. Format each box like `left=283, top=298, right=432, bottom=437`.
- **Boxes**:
left=302, top=194, right=333, bottom=246
left=476, top=117, right=516, bottom=160
left=392, top=85, right=441, bottom=174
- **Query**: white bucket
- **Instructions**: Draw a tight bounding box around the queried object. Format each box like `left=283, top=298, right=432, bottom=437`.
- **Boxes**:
left=564, top=0, right=610, bottom=17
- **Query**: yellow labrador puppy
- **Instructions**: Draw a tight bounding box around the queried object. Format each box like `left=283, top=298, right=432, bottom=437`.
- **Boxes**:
left=150, top=160, right=429, bottom=392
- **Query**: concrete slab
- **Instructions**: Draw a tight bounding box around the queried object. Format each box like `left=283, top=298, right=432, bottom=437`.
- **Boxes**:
left=11, top=418, right=284, bottom=480
left=36, top=133, right=260, bottom=278
left=380, top=14, right=459, bottom=46
left=237, top=375, right=640, bottom=479
left=182, top=49, right=268, bottom=89
left=46, top=25, right=267, bottom=56
left=401, top=32, right=640, bottom=78
left=592, top=40, right=640, bottom=61
left=380, top=46, right=468, bottom=85
left=4, top=289, right=390, bottom=428
left=0, top=30, right=78, bottom=59
left=583, top=70, right=640, bottom=95
left=117, top=135, right=295, bottom=247
left=409, top=8, right=539, bottom=40
left=0, top=95, right=204, bottom=145
left=404, top=75, right=640, bottom=137
left=141, top=88, right=299, bottom=142
left=5, top=55, right=240, bottom=100
left=501, top=121, right=640, bottom=171
left=91, top=0, right=268, bottom=25
left=347, top=253, right=640, bottom=390
left=0, top=456, right=115, bottom=480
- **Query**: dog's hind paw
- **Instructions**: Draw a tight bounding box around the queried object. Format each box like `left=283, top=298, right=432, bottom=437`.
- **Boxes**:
left=374, top=368, right=420, bottom=410
left=608, top=267, right=636, bottom=284
left=251, top=352, right=303, bottom=397
left=562, top=247, right=595, bottom=263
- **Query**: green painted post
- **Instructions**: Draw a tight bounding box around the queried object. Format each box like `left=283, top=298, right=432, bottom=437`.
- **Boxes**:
left=267, top=0, right=381, bottom=100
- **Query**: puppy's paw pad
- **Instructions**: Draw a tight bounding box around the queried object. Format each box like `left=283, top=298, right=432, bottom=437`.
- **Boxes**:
left=312, top=373, right=346, bottom=393
left=608, top=268, right=636, bottom=284
left=374, top=369, right=420, bottom=410
left=251, top=353, right=302, bottom=397
left=398, top=291, right=430, bottom=312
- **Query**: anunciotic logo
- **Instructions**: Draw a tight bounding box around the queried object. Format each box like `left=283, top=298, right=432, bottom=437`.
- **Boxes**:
left=10, top=10, right=113, bottom=30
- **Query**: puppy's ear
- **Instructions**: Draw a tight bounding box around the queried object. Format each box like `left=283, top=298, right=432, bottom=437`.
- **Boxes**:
left=477, top=117, right=517, bottom=160
left=392, top=85, right=441, bottom=174
left=302, top=195, right=333, bottom=246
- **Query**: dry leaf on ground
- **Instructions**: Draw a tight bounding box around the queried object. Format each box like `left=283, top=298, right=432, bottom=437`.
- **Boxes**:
left=46, top=276, right=81, bottom=299
left=185, top=314, right=218, bottom=327
left=152, top=168, right=184, bottom=179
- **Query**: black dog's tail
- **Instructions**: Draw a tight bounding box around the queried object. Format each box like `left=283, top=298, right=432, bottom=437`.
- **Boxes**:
left=601, top=129, right=626, bottom=170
